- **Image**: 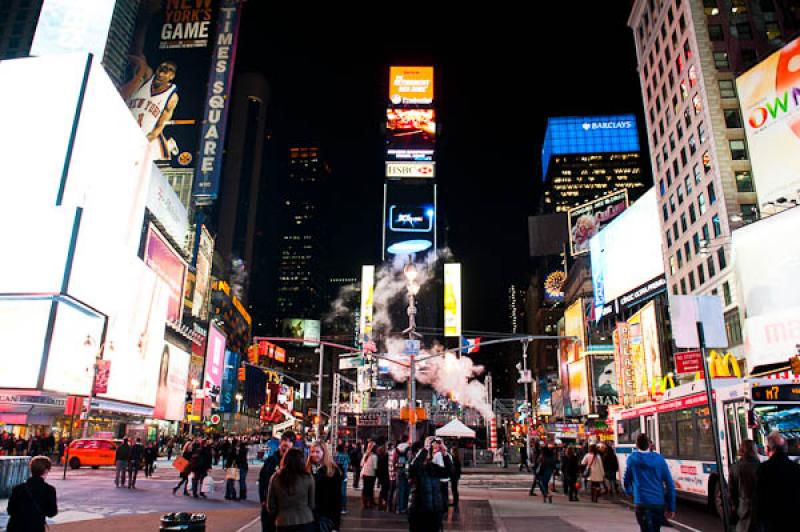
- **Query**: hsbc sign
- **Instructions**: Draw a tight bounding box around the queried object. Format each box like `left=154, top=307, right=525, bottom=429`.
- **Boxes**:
left=386, top=162, right=435, bottom=178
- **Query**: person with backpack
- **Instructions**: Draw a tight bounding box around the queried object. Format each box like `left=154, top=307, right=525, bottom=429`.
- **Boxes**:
left=624, top=433, right=676, bottom=532
left=5, top=456, right=58, bottom=532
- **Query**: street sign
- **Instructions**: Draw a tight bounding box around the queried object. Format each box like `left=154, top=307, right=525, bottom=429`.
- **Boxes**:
left=517, top=370, right=533, bottom=384
left=405, top=339, right=420, bottom=355
left=674, top=350, right=704, bottom=374
left=209, top=414, right=221, bottom=425
left=339, top=356, right=365, bottom=370
left=357, top=412, right=387, bottom=426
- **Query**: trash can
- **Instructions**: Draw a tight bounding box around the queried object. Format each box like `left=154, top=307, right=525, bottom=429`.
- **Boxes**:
left=159, top=512, right=207, bottom=531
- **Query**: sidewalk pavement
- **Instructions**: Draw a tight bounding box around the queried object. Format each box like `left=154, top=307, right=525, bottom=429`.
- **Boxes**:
left=49, top=508, right=260, bottom=531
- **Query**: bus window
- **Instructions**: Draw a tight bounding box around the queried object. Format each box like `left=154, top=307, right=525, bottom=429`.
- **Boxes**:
left=618, top=418, right=642, bottom=444
left=658, top=411, right=677, bottom=457
left=696, top=406, right=715, bottom=461
left=725, top=404, right=740, bottom=463
left=754, top=405, right=800, bottom=457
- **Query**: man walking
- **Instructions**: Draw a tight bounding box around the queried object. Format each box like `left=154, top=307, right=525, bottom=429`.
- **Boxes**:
left=519, top=443, right=530, bottom=472
left=349, top=442, right=363, bottom=489
left=128, top=438, right=145, bottom=489
left=755, top=431, right=800, bottom=532
left=114, top=438, right=130, bottom=488
left=623, top=433, right=676, bottom=532
left=259, top=431, right=295, bottom=532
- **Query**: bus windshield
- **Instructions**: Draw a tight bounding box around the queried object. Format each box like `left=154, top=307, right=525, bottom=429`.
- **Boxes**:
left=753, top=404, right=800, bottom=457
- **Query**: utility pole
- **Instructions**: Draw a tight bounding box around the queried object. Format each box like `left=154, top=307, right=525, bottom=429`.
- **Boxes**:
left=316, top=344, right=325, bottom=440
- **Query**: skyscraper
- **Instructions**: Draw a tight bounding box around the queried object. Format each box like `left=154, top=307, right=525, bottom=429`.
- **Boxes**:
left=0, top=0, right=42, bottom=59
left=628, top=0, right=800, bottom=353
left=275, top=147, right=328, bottom=322
left=540, top=115, right=648, bottom=214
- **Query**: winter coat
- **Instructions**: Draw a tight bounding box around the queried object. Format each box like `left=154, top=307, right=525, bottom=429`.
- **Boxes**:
left=6, top=476, right=58, bottom=532
left=755, top=451, right=800, bottom=532
left=408, top=448, right=451, bottom=515
left=623, top=450, right=676, bottom=512
left=267, top=473, right=315, bottom=527
left=729, top=456, right=759, bottom=532
left=562, top=455, right=579, bottom=481
left=581, top=452, right=605, bottom=482
left=237, top=445, right=249, bottom=470
left=602, top=449, right=619, bottom=475
left=259, top=452, right=282, bottom=503
left=128, top=443, right=144, bottom=468
left=361, top=452, right=378, bottom=477
left=114, top=442, right=131, bottom=461
left=312, top=465, right=343, bottom=529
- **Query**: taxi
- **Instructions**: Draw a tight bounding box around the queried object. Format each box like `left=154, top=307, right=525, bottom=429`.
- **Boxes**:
left=66, top=438, right=118, bottom=469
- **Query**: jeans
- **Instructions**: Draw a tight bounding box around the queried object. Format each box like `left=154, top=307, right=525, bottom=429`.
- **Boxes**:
left=362, top=476, right=376, bottom=507
left=226, top=478, right=237, bottom=499
left=451, top=478, right=460, bottom=507
left=341, top=478, right=348, bottom=511
left=397, top=473, right=409, bottom=513
left=115, top=460, right=128, bottom=486
left=537, top=468, right=553, bottom=497
left=635, top=506, right=665, bottom=532
left=192, top=472, right=206, bottom=496
left=127, top=462, right=139, bottom=487
left=352, top=466, right=361, bottom=489
left=239, top=468, right=248, bottom=499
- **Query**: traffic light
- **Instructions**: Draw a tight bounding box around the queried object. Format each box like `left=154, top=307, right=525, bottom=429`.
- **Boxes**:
left=238, top=367, right=246, bottom=381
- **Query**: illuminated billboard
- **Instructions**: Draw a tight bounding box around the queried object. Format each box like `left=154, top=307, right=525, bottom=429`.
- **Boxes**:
left=590, top=189, right=664, bottom=320
left=204, top=322, right=226, bottom=390
left=281, top=319, right=322, bottom=347
left=564, top=299, right=586, bottom=360
left=386, top=109, right=436, bottom=162
left=153, top=343, right=191, bottom=421
left=383, top=182, right=437, bottom=258
left=147, top=165, right=189, bottom=248
left=359, top=266, right=375, bottom=343
left=444, top=263, right=462, bottom=337
left=31, top=0, right=117, bottom=59
left=144, top=224, right=188, bottom=323
left=193, top=225, right=214, bottom=320
left=567, top=190, right=628, bottom=255
left=568, top=359, right=588, bottom=416
left=732, top=205, right=800, bottom=367
left=386, top=161, right=435, bottom=179
left=736, top=37, right=800, bottom=208
left=589, top=354, right=618, bottom=413
left=389, top=66, right=434, bottom=105
left=0, top=299, right=56, bottom=389
left=618, top=301, right=662, bottom=406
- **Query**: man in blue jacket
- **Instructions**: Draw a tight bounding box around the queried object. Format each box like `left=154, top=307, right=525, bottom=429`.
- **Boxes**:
left=623, top=433, right=676, bottom=532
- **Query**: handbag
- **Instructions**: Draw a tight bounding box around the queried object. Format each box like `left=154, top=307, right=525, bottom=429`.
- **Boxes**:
left=225, top=467, right=240, bottom=481
left=173, top=456, right=189, bottom=472
left=317, top=516, right=335, bottom=532
left=582, top=456, right=596, bottom=480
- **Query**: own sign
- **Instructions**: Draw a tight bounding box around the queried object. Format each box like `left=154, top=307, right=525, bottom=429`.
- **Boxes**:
left=674, top=350, right=703, bottom=374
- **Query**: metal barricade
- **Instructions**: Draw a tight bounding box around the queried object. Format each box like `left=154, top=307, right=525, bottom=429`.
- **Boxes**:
left=0, top=456, right=31, bottom=498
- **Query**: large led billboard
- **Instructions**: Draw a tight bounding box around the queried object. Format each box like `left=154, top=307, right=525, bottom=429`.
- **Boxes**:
left=568, top=359, right=588, bottom=416
left=732, top=205, right=800, bottom=367
left=616, top=301, right=662, bottom=406
left=31, top=0, right=117, bottom=59
left=590, top=189, right=664, bottom=319
left=389, top=66, right=434, bottom=106
left=589, top=354, right=618, bottom=413
left=736, top=37, right=800, bottom=208
left=359, top=266, right=375, bottom=343
left=386, top=109, right=436, bottom=162
left=567, top=190, right=628, bottom=255
left=281, top=319, right=322, bottom=347
left=383, top=182, right=437, bottom=258
left=147, top=165, right=189, bottom=248
left=144, top=224, right=188, bottom=323
left=444, top=263, right=462, bottom=337
left=204, top=322, right=226, bottom=390
left=541, top=114, right=640, bottom=177
left=0, top=299, right=55, bottom=389
left=193, top=225, right=214, bottom=320
left=386, top=161, right=435, bottom=179
left=153, top=343, right=191, bottom=421
left=564, top=299, right=586, bottom=360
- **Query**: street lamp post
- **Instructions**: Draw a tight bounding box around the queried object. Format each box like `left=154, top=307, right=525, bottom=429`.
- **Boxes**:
left=316, top=344, right=325, bottom=441
left=234, top=393, right=243, bottom=433
left=519, top=339, right=533, bottom=462
left=81, top=334, right=112, bottom=439
left=402, top=261, right=422, bottom=444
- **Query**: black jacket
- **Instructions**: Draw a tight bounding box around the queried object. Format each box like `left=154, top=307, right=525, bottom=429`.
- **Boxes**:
left=144, top=447, right=157, bottom=464
left=6, top=477, right=58, bottom=532
left=129, top=443, right=145, bottom=466
left=237, top=445, right=249, bottom=470
left=408, top=449, right=451, bottom=515
left=755, top=451, right=800, bottom=532
left=115, top=442, right=131, bottom=461
left=562, top=455, right=579, bottom=480
left=730, top=456, right=759, bottom=532
left=602, top=449, right=619, bottom=474
left=259, top=452, right=282, bottom=503
left=312, top=465, right=343, bottom=529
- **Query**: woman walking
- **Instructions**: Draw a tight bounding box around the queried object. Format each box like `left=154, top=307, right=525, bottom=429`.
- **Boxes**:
left=144, top=441, right=157, bottom=478
left=224, top=440, right=239, bottom=500
left=360, top=441, right=378, bottom=509
left=563, top=447, right=580, bottom=502
left=377, top=446, right=390, bottom=511
left=267, top=448, right=315, bottom=532
left=237, top=441, right=249, bottom=500
left=581, top=444, right=605, bottom=503
left=729, top=440, right=760, bottom=532
left=172, top=440, right=193, bottom=496
left=536, top=444, right=557, bottom=503
left=307, top=441, right=342, bottom=532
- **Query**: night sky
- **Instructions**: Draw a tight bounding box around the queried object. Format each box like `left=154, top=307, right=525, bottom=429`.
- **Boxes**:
left=237, top=3, right=648, bottom=381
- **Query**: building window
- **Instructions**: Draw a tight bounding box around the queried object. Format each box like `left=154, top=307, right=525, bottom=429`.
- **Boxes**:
left=724, top=109, right=742, bottom=129
left=729, top=139, right=748, bottom=160
left=708, top=24, right=724, bottom=40
left=734, top=22, right=753, bottom=40
left=766, top=22, right=781, bottom=41
left=677, top=249, right=683, bottom=268
left=677, top=185, right=685, bottom=204
left=718, top=248, right=727, bottom=270
left=681, top=147, right=688, bottom=166
left=735, top=171, right=753, bottom=192
left=725, top=311, right=743, bottom=346
left=689, top=271, right=696, bottom=291
left=702, top=152, right=712, bottom=173
left=693, top=233, right=702, bottom=254
left=712, top=214, right=721, bottom=237
left=697, top=122, right=706, bottom=144
left=680, top=278, right=687, bottom=294
left=702, top=223, right=710, bottom=243
left=741, top=49, right=758, bottom=67
left=722, top=280, right=732, bottom=305
left=656, top=154, right=662, bottom=171
left=731, top=0, right=748, bottom=15
left=704, top=0, right=719, bottom=16
left=673, top=284, right=679, bottom=295
left=659, top=179, right=666, bottom=197
left=694, top=163, right=702, bottom=185
left=667, top=168, right=673, bottom=186
left=663, top=203, right=670, bottom=222
left=673, top=158, right=681, bottom=176
left=719, top=80, right=736, bottom=98
left=670, top=195, right=677, bottom=213
left=669, top=133, right=676, bottom=151
left=689, top=203, right=697, bottom=224
left=685, top=240, right=692, bottom=260
left=693, top=94, right=703, bottom=114
left=707, top=255, right=716, bottom=277
left=685, top=175, right=693, bottom=195
left=714, top=52, right=730, bottom=69
left=677, top=121, right=684, bottom=139
left=741, top=204, right=759, bottom=223
left=673, top=221, right=680, bottom=240
left=688, top=65, right=698, bottom=87
left=681, top=213, right=688, bottom=233
left=683, top=38, right=691, bottom=58
left=670, top=255, right=677, bottom=275
left=688, top=134, right=697, bottom=155
left=667, top=229, right=673, bottom=248
left=708, top=182, right=717, bottom=205
left=698, top=264, right=706, bottom=285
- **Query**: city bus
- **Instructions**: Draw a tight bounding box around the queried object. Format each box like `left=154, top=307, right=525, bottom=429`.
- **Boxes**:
left=611, top=377, right=800, bottom=516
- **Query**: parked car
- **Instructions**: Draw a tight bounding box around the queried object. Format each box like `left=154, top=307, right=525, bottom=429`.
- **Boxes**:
left=67, top=438, right=118, bottom=469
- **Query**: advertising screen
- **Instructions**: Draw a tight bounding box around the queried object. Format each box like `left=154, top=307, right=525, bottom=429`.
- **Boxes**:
left=640, top=302, right=663, bottom=395
left=590, top=354, right=618, bottom=413
left=590, top=189, right=664, bottom=319
left=193, top=226, right=214, bottom=320
left=384, top=182, right=436, bottom=258
left=613, top=322, right=635, bottom=407
left=564, top=299, right=586, bottom=360
left=281, top=319, right=321, bottom=347
left=538, top=375, right=553, bottom=416
left=0, top=299, right=54, bottom=389
left=736, top=37, right=800, bottom=207
left=204, top=323, right=226, bottom=390
left=219, top=350, right=239, bottom=414
left=144, top=224, right=187, bottom=323
left=146, top=165, right=189, bottom=248
left=386, top=161, right=435, bottom=179
left=444, top=263, right=462, bottom=337
left=733, top=205, right=800, bottom=366
left=621, top=301, right=662, bottom=406
left=389, top=66, right=434, bottom=105
left=30, top=0, right=116, bottom=59
left=188, top=355, right=204, bottom=390
left=568, top=190, right=628, bottom=255
left=386, top=109, right=435, bottom=162
left=153, top=343, right=191, bottom=421
left=568, top=359, right=588, bottom=416
left=543, top=271, right=566, bottom=303
left=359, top=266, right=375, bottom=343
